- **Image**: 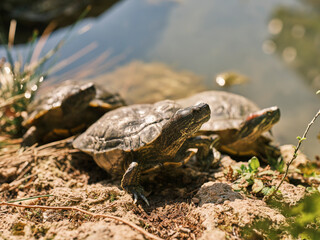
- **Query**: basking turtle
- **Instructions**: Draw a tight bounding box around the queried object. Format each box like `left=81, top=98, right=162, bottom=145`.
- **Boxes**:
left=177, top=91, right=281, bottom=161
left=83, top=85, right=126, bottom=124
left=22, top=81, right=126, bottom=146
left=73, top=100, right=214, bottom=204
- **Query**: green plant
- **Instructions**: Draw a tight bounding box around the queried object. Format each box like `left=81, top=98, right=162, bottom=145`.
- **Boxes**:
left=0, top=7, right=90, bottom=136
left=242, top=193, right=320, bottom=239
left=232, top=157, right=278, bottom=196
left=268, top=155, right=285, bottom=173
left=0, top=23, right=60, bottom=136
left=0, top=57, right=44, bottom=135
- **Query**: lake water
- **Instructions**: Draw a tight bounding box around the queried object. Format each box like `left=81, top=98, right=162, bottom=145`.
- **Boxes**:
left=1, top=0, right=319, bottom=159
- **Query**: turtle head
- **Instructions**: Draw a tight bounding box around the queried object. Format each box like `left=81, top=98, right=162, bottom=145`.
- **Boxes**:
left=61, top=82, right=96, bottom=113
left=160, top=102, right=210, bottom=153
left=171, top=102, right=211, bottom=137
left=238, top=106, right=280, bottom=140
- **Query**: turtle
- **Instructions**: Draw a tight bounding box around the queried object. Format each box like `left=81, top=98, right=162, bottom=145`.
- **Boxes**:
left=72, top=100, right=215, bottom=204
left=22, top=81, right=126, bottom=146
left=83, top=85, right=126, bottom=125
left=177, top=91, right=281, bottom=161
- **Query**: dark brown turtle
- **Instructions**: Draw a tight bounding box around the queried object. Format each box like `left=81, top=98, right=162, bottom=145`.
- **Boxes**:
left=22, top=81, right=126, bottom=146
left=83, top=85, right=126, bottom=125
left=73, top=100, right=214, bottom=204
left=177, top=91, right=281, bottom=161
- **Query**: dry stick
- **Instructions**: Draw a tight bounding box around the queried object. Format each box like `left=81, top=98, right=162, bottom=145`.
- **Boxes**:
left=8, top=19, right=17, bottom=48
left=15, top=162, right=33, bottom=181
left=48, top=42, right=98, bottom=75
left=14, top=148, right=38, bottom=181
left=0, top=202, right=163, bottom=240
left=36, top=137, right=74, bottom=151
left=264, top=108, right=320, bottom=202
left=7, top=172, right=38, bottom=191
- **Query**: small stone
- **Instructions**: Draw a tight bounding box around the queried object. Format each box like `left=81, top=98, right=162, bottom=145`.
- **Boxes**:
left=216, top=198, right=224, bottom=204
left=17, top=191, right=25, bottom=198
left=0, top=183, right=9, bottom=191
left=172, top=232, right=180, bottom=239
left=179, top=227, right=191, bottom=233
left=191, top=197, right=200, bottom=204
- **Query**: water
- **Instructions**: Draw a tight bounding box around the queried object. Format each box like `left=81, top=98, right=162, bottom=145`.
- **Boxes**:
left=1, top=0, right=319, bottom=158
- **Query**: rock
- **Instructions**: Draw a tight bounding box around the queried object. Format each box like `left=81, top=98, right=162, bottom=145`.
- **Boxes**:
left=50, top=221, right=145, bottom=240
left=272, top=180, right=306, bottom=205
left=91, top=61, right=206, bottom=104
left=228, top=199, right=285, bottom=226
left=191, top=197, right=200, bottom=204
left=196, top=181, right=243, bottom=206
left=280, top=144, right=310, bottom=168
left=200, top=229, right=226, bottom=240
left=194, top=180, right=286, bottom=238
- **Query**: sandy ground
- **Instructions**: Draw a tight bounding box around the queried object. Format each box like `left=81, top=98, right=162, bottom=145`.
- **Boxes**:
left=0, top=136, right=318, bottom=240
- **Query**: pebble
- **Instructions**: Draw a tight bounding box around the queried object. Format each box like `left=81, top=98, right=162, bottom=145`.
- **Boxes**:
left=191, top=197, right=200, bottom=204
left=216, top=198, right=224, bottom=204
left=180, top=227, right=191, bottom=233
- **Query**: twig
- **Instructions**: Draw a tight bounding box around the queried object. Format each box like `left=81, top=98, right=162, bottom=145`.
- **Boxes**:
left=7, top=172, right=38, bottom=191
left=8, top=20, right=17, bottom=48
left=0, top=202, right=163, bottom=240
left=15, top=161, right=33, bottom=181
left=264, top=108, right=320, bottom=201
left=48, top=42, right=98, bottom=75
left=6, top=194, right=53, bottom=203
left=30, top=21, right=57, bottom=65
left=36, top=137, right=74, bottom=151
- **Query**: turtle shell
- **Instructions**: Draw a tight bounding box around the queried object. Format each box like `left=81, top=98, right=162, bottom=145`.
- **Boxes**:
left=73, top=100, right=182, bottom=175
left=22, top=81, right=126, bottom=146
left=177, top=91, right=280, bottom=159
left=83, top=84, right=126, bottom=124
left=177, top=91, right=260, bottom=132
left=23, top=82, right=96, bottom=129
left=88, top=85, right=126, bottom=111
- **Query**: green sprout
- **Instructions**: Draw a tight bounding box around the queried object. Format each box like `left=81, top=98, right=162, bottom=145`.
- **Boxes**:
left=232, top=157, right=279, bottom=196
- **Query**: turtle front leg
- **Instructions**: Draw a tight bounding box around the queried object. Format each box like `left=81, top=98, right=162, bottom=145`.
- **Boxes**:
left=121, top=162, right=149, bottom=205
left=22, top=126, right=44, bottom=147
left=184, top=135, right=220, bottom=168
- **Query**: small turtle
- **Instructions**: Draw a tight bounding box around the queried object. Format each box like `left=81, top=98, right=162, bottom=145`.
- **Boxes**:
left=73, top=100, right=214, bottom=204
left=22, top=81, right=125, bottom=146
left=177, top=91, right=281, bottom=161
left=83, top=85, right=126, bottom=124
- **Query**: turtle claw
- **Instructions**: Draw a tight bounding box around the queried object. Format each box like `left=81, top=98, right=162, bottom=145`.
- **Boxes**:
left=133, top=192, right=138, bottom=204
left=126, top=185, right=150, bottom=206
left=200, top=148, right=221, bottom=170
left=121, top=162, right=149, bottom=205
left=139, top=193, right=150, bottom=206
